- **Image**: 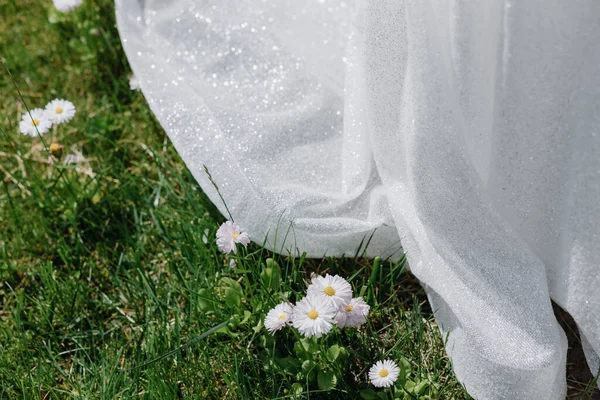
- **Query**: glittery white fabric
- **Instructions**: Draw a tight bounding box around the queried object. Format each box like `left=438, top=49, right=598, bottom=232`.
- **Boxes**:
left=115, top=1, right=600, bottom=398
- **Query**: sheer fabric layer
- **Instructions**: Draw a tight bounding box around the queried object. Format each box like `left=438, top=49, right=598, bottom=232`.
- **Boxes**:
left=115, top=0, right=600, bottom=398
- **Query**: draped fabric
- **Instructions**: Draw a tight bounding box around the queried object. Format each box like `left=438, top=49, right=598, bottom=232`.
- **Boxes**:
left=115, top=1, right=600, bottom=398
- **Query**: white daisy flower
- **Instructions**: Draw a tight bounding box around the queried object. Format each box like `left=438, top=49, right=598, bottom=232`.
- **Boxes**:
left=369, top=359, right=400, bottom=388
left=291, top=295, right=337, bottom=338
left=264, top=302, right=293, bottom=334
left=216, top=221, right=250, bottom=254
left=19, top=109, right=52, bottom=137
left=45, top=99, right=76, bottom=125
left=334, top=297, right=370, bottom=328
left=307, top=274, right=353, bottom=309
left=64, top=154, right=86, bottom=164
left=129, top=75, right=141, bottom=91
left=53, top=0, right=83, bottom=13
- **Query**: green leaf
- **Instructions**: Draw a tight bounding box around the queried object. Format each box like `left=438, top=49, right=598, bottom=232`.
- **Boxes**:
left=317, top=370, right=337, bottom=391
left=219, top=277, right=244, bottom=310
left=252, top=317, right=263, bottom=333
left=293, top=341, right=307, bottom=359
left=301, top=359, right=318, bottom=382
left=290, top=383, right=304, bottom=396
left=398, top=357, right=411, bottom=385
left=258, top=334, right=274, bottom=348
left=301, top=359, right=316, bottom=375
left=215, top=323, right=238, bottom=338
left=240, top=310, right=253, bottom=324
left=260, top=258, right=281, bottom=291
left=328, top=344, right=341, bottom=361
left=359, top=388, right=379, bottom=400
left=299, top=337, right=320, bottom=355
left=277, top=357, right=302, bottom=374
left=197, top=288, right=216, bottom=312
left=337, top=346, right=349, bottom=364
left=413, top=380, right=428, bottom=395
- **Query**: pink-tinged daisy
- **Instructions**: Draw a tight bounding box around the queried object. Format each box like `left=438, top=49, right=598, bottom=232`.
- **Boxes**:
left=369, top=359, right=400, bottom=388
left=53, top=0, right=83, bottom=12
left=291, top=295, right=337, bottom=338
left=45, top=99, right=76, bottom=125
left=19, top=109, right=52, bottom=137
left=307, top=274, right=352, bottom=309
left=216, top=221, right=250, bottom=254
left=334, top=297, right=370, bottom=328
left=264, top=302, right=293, bottom=334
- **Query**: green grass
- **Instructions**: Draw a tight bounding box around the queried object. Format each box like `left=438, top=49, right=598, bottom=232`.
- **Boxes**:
left=0, top=1, right=596, bottom=399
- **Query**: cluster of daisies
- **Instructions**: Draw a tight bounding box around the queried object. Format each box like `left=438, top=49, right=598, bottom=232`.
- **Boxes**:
left=214, top=221, right=400, bottom=388
left=19, top=99, right=76, bottom=137
left=264, top=274, right=369, bottom=337
left=264, top=274, right=402, bottom=388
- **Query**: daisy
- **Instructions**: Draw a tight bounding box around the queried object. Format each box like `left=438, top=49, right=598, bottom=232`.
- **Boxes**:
left=129, top=75, right=141, bottom=91
left=264, top=302, right=293, bottom=334
left=53, top=0, right=83, bottom=12
left=369, top=359, right=400, bottom=388
left=19, top=109, right=52, bottom=137
left=334, top=297, right=370, bottom=328
left=64, top=154, right=86, bottom=164
left=216, top=221, right=250, bottom=254
left=307, top=274, right=352, bottom=309
left=45, top=99, right=76, bottom=125
left=291, top=295, right=337, bottom=338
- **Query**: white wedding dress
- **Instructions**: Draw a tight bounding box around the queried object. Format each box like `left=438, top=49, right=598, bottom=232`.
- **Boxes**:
left=115, top=1, right=600, bottom=398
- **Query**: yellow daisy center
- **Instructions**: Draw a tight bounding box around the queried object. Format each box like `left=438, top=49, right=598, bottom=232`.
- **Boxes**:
left=278, top=314, right=286, bottom=320
left=307, top=310, right=319, bottom=320
left=55, top=107, right=63, bottom=114
left=32, top=118, right=40, bottom=126
left=231, top=232, right=239, bottom=239
left=379, top=369, right=389, bottom=378
left=345, top=305, right=354, bottom=312
left=323, top=286, right=335, bottom=296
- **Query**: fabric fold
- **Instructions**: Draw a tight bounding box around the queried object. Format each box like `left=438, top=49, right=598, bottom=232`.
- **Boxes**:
left=115, top=0, right=600, bottom=397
